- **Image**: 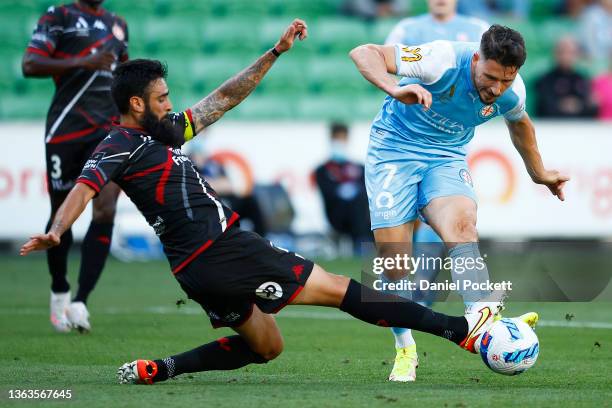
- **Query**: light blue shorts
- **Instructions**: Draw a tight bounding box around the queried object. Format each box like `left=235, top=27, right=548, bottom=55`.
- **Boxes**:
left=365, top=130, right=477, bottom=230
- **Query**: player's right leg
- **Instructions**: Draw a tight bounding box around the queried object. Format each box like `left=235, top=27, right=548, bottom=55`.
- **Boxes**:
left=118, top=305, right=281, bottom=384
left=373, top=224, right=419, bottom=382
left=365, top=135, right=424, bottom=381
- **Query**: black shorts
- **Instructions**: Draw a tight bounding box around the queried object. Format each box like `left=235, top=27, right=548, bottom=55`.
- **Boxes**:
left=175, top=226, right=314, bottom=328
left=45, top=138, right=103, bottom=208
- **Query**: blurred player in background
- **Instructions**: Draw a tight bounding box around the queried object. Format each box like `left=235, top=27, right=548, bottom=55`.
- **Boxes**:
left=20, top=19, right=521, bottom=385
left=22, top=0, right=128, bottom=333
left=351, top=25, right=565, bottom=381
left=382, top=0, right=489, bottom=382
left=315, top=122, right=372, bottom=255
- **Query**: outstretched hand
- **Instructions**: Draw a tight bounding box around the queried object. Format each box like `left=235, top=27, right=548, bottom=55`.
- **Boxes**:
left=534, top=170, right=570, bottom=201
left=20, top=232, right=61, bottom=256
left=275, top=18, right=308, bottom=53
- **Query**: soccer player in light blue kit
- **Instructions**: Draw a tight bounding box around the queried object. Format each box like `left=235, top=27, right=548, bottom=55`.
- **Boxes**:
left=350, top=25, right=568, bottom=381
left=381, top=0, right=489, bottom=381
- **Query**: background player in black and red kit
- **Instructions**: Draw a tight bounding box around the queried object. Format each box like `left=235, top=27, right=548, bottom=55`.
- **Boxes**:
left=22, top=0, right=128, bottom=332
left=21, top=19, right=516, bottom=384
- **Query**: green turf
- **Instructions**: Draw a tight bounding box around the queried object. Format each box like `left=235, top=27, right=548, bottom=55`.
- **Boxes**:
left=0, top=254, right=610, bottom=407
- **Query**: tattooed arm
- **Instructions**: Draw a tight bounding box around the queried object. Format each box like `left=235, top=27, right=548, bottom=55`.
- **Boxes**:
left=190, top=18, right=308, bottom=133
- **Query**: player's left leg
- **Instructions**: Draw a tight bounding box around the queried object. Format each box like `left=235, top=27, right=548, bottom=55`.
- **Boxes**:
left=118, top=305, right=281, bottom=384
left=67, top=181, right=121, bottom=332
left=291, top=265, right=471, bottom=343
left=418, top=160, right=490, bottom=306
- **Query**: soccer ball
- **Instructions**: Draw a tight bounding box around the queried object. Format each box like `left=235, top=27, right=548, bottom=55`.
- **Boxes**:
left=477, top=317, right=539, bottom=376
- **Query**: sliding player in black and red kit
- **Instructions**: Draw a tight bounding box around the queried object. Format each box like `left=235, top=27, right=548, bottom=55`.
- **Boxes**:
left=21, top=19, right=519, bottom=384
left=22, top=0, right=128, bottom=332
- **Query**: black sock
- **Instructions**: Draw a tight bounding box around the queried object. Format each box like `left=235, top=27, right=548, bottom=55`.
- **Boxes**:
left=152, top=336, right=268, bottom=382
left=340, top=279, right=468, bottom=344
left=74, top=222, right=114, bottom=304
left=46, top=218, right=73, bottom=294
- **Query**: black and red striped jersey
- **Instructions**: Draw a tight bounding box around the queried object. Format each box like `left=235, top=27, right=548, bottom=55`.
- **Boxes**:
left=26, top=2, right=128, bottom=145
left=76, top=111, right=239, bottom=274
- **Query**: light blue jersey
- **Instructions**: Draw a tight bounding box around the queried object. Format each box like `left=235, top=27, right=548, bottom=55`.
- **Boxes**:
left=385, top=13, right=489, bottom=45
left=366, top=40, right=526, bottom=229
left=373, top=41, right=526, bottom=157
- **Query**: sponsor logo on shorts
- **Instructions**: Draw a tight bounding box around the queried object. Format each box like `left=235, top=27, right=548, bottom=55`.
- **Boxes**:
left=459, top=169, right=473, bottom=187
left=151, top=216, right=165, bottom=236
left=222, top=312, right=242, bottom=323
left=256, top=282, right=283, bottom=300
left=374, top=209, right=398, bottom=220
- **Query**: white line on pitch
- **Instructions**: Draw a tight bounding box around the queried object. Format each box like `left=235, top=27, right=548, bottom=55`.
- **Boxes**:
left=2, top=306, right=612, bottom=329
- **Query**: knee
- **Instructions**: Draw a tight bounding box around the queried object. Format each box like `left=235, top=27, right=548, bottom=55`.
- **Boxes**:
left=254, top=335, right=284, bottom=361
left=451, top=212, right=477, bottom=242
left=92, top=203, right=116, bottom=223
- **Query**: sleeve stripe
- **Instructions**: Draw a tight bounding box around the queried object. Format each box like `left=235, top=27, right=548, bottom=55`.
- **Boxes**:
left=26, top=47, right=50, bottom=57
left=76, top=178, right=101, bottom=193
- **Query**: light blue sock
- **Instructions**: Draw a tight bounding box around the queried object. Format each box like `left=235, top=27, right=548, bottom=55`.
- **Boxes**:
left=447, top=242, right=491, bottom=306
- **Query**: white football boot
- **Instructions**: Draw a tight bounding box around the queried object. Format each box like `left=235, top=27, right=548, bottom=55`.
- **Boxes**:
left=66, top=301, right=91, bottom=333
left=117, top=360, right=159, bottom=384
left=460, top=290, right=506, bottom=353
left=50, top=291, right=71, bottom=333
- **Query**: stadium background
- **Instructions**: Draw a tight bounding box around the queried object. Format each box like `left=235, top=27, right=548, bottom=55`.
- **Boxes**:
left=0, top=1, right=610, bottom=406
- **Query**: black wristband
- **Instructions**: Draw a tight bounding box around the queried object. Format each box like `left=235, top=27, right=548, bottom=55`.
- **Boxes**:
left=270, top=47, right=281, bottom=57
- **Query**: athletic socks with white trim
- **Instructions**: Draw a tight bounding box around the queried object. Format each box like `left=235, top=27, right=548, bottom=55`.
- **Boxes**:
left=151, top=335, right=268, bottom=382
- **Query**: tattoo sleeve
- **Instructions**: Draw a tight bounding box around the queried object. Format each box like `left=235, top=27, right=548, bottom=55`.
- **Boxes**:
left=190, top=51, right=278, bottom=133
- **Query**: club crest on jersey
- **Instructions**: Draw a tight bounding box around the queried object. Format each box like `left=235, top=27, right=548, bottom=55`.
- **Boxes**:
left=459, top=169, right=473, bottom=187
left=479, top=104, right=497, bottom=119
left=256, top=282, right=283, bottom=300
left=112, top=23, right=125, bottom=41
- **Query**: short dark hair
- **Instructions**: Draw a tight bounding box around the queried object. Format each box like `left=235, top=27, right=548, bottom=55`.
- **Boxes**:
left=330, top=122, right=349, bottom=139
left=480, top=24, right=527, bottom=69
left=111, top=59, right=167, bottom=114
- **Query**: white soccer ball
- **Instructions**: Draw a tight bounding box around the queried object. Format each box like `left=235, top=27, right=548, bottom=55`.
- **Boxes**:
left=477, top=317, right=539, bottom=376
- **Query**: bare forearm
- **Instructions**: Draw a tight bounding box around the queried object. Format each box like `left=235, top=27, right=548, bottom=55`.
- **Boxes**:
left=22, top=54, right=85, bottom=77
left=350, top=44, right=397, bottom=95
left=49, top=184, right=96, bottom=236
left=508, top=118, right=545, bottom=181
left=191, top=51, right=277, bottom=132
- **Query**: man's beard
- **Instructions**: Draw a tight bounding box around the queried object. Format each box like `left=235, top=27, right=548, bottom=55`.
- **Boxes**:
left=140, top=107, right=184, bottom=147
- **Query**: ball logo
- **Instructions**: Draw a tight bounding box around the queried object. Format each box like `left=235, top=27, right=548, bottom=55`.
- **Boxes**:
left=256, top=282, right=283, bottom=300
left=479, top=104, right=497, bottom=119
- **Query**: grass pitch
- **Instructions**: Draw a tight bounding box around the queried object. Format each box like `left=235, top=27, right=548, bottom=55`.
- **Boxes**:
left=1, top=254, right=610, bottom=407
